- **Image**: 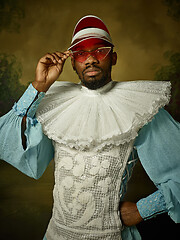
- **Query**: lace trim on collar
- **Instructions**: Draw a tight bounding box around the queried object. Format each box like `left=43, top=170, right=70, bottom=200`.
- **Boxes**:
left=36, top=80, right=171, bottom=151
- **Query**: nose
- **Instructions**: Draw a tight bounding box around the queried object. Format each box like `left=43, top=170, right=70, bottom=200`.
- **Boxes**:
left=84, top=54, right=99, bottom=65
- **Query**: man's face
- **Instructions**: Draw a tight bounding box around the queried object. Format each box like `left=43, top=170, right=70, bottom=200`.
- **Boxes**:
left=71, top=42, right=117, bottom=90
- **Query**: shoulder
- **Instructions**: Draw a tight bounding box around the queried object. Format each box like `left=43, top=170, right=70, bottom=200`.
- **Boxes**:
left=135, top=108, right=180, bottom=146
left=114, top=80, right=171, bottom=90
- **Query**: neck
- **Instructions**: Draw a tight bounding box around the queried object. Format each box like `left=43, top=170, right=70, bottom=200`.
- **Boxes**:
left=81, top=77, right=112, bottom=90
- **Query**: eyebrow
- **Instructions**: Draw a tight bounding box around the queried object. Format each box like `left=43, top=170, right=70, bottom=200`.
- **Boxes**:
left=72, top=46, right=110, bottom=52
left=74, top=43, right=109, bottom=50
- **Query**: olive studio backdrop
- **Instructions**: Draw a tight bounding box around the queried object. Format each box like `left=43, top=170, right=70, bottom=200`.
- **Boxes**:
left=0, top=0, right=180, bottom=239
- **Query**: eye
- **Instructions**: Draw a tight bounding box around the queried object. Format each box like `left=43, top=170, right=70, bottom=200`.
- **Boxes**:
left=96, top=49, right=105, bottom=54
left=75, top=51, right=86, bottom=57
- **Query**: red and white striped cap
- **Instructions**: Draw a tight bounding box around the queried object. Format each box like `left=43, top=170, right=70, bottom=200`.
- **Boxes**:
left=68, top=15, right=114, bottom=50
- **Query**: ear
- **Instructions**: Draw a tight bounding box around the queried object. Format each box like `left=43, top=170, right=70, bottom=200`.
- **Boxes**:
left=112, top=52, right=117, bottom=66
left=71, top=57, right=76, bottom=71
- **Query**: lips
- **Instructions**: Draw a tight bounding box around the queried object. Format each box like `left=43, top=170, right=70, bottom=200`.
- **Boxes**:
left=83, top=67, right=101, bottom=76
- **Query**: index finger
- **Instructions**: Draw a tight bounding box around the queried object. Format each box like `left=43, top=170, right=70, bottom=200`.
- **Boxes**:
left=64, top=50, right=71, bottom=55
left=55, top=51, right=70, bottom=59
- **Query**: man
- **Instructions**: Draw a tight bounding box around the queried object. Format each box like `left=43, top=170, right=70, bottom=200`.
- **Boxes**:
left=0, top=15, right=180, bottom=240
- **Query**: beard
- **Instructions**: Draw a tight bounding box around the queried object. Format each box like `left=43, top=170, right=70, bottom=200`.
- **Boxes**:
left=81, top=74, right=108, bottom=90
left=75, top=64, right=112, bottom=90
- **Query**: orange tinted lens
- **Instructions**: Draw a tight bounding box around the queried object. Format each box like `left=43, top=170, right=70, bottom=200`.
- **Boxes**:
left=72, top=47, right=111, bottom=63
left=93, top=48, right=111, bottom=61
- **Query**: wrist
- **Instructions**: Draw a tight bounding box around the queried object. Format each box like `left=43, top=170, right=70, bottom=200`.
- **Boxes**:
left=32, top=81, right=50, bottom=93
left=120, top=201, right=143, bottom=227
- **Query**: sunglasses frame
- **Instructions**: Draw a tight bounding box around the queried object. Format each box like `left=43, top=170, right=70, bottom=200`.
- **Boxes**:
left=70, top=46, right=112, bottom=63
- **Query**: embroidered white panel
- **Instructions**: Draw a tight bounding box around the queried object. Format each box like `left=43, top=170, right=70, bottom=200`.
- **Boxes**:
left=46, top=142, right=133, bottom=240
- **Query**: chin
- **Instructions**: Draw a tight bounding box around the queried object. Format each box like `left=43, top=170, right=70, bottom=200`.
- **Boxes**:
left=81, top=77, right=109, bottom=90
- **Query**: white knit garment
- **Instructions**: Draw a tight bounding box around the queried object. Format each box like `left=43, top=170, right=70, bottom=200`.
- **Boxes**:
left=36, top=80, right=171, bottom=239
left=46, top=142, right=133, bottom=240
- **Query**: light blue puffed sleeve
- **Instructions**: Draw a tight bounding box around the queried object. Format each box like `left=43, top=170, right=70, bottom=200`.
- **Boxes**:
left=135, top=108, right=180, bottom=223
left=120, top=147, right=167, bottom=221
left=0, top=84, right=54, bottom=179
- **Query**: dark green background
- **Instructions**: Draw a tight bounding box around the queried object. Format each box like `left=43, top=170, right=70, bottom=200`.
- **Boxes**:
left=0, top=0, right=180, bottom=239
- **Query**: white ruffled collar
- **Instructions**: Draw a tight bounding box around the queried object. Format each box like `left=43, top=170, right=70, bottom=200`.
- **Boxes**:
left=80, top=80, right=115, bottom=95
left=36, top=80, right=171, bottom=151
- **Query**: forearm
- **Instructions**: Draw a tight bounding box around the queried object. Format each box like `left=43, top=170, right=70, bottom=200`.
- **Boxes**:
left=13, top=83, right=45, bottom=149
left=21, top=116, right=27, bottom=149
left=20, top=50, right=70, bottom=146
left=0, top=108, right=54, bottom=179
left=21, top=93, right=37, bottom=149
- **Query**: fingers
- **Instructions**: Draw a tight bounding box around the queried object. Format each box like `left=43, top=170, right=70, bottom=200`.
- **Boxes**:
left=40, top=51, right=70, bottom=65
left=54, top=51, right=70, bottom=63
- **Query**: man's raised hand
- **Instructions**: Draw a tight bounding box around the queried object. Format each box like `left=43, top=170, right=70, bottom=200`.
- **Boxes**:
left=32, top=51, right=70, bottom=92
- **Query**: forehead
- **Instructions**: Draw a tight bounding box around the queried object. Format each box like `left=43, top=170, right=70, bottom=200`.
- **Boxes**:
left=71, top=38, right=111, bottom=52
left=74, top=43, right=107, bottom=52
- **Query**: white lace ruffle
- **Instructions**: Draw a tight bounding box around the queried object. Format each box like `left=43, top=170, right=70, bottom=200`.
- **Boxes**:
left=36, top=80, right=171, bottom=151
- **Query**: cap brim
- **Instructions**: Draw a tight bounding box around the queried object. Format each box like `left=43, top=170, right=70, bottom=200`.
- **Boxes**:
left=68, top=37, right=114, bottom=50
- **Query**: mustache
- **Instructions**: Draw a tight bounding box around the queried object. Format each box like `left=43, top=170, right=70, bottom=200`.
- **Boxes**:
left=82, top=65, right=102, bottom=75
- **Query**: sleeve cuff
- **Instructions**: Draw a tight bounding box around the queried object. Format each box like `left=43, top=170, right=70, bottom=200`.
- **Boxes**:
left=136, top=190, right=168, bottom=220
left=27, top=91, right=45, bottom=118
left=12, top=83, right=45, bottom=117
